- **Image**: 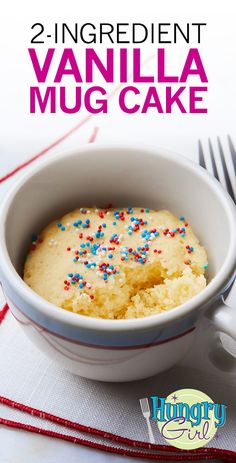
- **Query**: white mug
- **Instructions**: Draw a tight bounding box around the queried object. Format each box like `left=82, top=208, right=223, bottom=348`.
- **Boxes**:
left=0, top=145, right=235, bottom=381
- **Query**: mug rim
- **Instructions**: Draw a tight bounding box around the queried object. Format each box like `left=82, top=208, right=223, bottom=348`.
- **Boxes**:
left=0, top=143, right=236, bottom=333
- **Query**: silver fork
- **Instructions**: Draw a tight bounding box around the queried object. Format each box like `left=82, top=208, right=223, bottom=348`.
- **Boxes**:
left=139, top=397, right=155, bottom=444
left=198, top=135, right=236, bottom=204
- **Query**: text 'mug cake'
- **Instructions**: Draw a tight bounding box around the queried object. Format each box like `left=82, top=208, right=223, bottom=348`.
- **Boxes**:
left=24, top=207, right=208, bottom=319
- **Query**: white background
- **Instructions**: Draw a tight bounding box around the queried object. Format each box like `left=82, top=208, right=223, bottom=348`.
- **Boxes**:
left=0, top=0, right=235, bottom=461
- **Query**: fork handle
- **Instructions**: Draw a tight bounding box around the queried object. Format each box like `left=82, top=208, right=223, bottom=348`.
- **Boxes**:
left=145, top=417, right=155, bottom=444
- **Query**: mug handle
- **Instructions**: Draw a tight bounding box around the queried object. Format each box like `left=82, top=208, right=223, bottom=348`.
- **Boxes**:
left=182, top=294, right=236, bottom=373
left=206, top=297, right=236, bottom=372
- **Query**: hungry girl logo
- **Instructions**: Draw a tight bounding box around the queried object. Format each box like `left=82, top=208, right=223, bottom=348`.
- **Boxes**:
left=139, top=389, right=226, bottom=449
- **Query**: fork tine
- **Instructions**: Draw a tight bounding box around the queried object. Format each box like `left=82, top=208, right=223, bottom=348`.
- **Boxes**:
left=217, top=137, right=235, bottom=202
left=198, top=140, right=206, bottom=168
left=227, top=135, right=236, bottom=175
left=208, top=138, right=220, bottom=181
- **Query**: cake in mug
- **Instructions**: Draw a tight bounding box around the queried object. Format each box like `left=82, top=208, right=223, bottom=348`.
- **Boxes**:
left=24, top=207, right=208, bottom=319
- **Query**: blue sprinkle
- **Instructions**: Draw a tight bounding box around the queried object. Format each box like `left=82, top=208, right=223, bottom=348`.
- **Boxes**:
left=75, top=273, right=80, bottom=278
left=80, top=243, right=86, bottom=248
left=180, top=216, right=185, bottom=221
left=71, top=280, right=76, bottom=285
left=61, top=226, right=66, bottom=231
left=113, top=221, right=117, bottom=226
left=57, top=223, right=62, bottom=228
left=102, top=223, right=107, bottom=228
left=145, top=208, right=150, bottom=213
left=181, top=233, right=185, bottom=238
left=79, top=283, right=84, bottom=288
left=155, top=231, right=160, bottom=237
left=108, top=254, right=113, bottom=259
left=86, top=219, right=90, bottom=224
left=128, top=231, right=132, bottom=236
left=68, top=273, right=73, bottom=277
left=73, top=258, right=77, bottom=262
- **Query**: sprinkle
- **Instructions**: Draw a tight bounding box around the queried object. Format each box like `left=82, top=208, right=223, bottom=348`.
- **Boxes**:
left=203, top=263, right=209, bottom=269
left=180, top=216, right=185, bottom=221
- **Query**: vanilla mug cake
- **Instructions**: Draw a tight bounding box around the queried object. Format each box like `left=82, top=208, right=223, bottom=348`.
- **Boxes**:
left=24, top=206, right=208, bottom=319
left=1, top=145, right=235, bottom=381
